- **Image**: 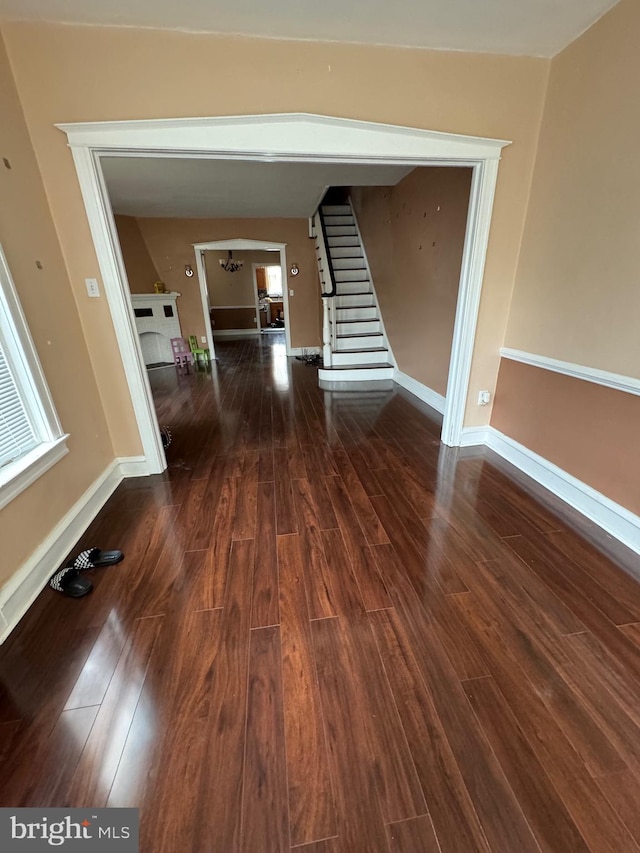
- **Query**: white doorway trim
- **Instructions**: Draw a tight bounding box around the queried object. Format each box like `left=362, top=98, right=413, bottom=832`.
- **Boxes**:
left=59, top=113, right=509, bottom=470
left=192, top=246, right=216, bottom=359
left=252, top=261, right=289, bottom=339
left=195, top=240, right=290, bottom=352
left=251, top=263, right=263, bottom=333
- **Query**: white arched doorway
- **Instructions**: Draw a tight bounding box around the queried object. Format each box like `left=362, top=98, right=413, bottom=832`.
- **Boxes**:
left=193, top=238, right=290, bottom=358
left=59, top=113, right=509, bottom=473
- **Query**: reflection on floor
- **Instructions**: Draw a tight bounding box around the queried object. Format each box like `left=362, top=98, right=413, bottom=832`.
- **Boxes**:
left=1, top=334, right=640, bottom=852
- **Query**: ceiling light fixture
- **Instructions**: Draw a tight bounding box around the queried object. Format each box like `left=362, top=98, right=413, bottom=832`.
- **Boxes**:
left=219, top=251, right=244, bottom=273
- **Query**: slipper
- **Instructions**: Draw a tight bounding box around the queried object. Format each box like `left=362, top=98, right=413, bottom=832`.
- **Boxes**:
left=49, top=566, right=93, bottom=598
left=72, top=547, right=124, bottom=570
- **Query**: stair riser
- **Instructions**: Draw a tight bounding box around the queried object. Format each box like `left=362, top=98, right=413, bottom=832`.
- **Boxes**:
left=319, top=366, right=394, bottom=382
left=332, top=350, right=389, bottom=365
left=334, top=294, right=374, bottom=307
left=336, top=281, right=372, bottom=295
left=336, top=320, right=381, bottom=335
left=327, top=236, right=361, bottom=248
left=334, top=334, right=384, bottom=350
left=335, top=307, right=378, bottom=321
left=334, top=270, right=370, bottom=282
left=322, top=204, right=352, bottom=215
left=332, top=258, right=367, bottom=271
left=329, top=247, right=364, bottom=260
left=322, top=215, right=354, bottom=226
left=325, top=225, right=357, bottom=237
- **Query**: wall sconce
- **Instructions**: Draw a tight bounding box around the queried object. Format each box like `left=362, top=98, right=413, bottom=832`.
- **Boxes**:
left=290, top=263, right=300, bottom=276
left=185, top=264, right=194, bottom=277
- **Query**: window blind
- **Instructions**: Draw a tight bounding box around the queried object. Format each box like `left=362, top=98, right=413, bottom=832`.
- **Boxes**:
left=0, top=338, right=37, bottom=470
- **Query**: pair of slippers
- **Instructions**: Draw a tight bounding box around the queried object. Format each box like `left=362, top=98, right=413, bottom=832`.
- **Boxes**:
left=49, top=547, right=124, bottom=598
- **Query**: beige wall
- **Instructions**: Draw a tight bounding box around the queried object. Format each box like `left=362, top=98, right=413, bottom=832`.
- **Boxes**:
left=211, top=307, right=258, bottom=331
left=492, top=360, right=640, bottom=516
left=113, top=215, right=160, bottom=294
left=493, top=0, right=640, bottom=517
left=352, top=167, right=472, bottom=397
left=205, top=250, right=278, bottom=307
left=0, top=20, right=549, bottom=455
left=506, top=0, right=640, bottom=378
left=0, top=34, right=113, bottom=588
left=136, top=217, right=320, bottom=348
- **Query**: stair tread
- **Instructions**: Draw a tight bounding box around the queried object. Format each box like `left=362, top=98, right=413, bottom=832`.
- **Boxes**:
left=335, top=304, right=376, bottom=310
left=336, top=331, right=384, bottom=339
left=324, top=362, right=393, bottom=371
left=334, top=347, right=388, bottom=354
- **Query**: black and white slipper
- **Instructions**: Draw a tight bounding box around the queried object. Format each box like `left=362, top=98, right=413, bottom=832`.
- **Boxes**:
left=71, top=547, right=124, bottom=570
left=49, top=566, right=93, bottom=598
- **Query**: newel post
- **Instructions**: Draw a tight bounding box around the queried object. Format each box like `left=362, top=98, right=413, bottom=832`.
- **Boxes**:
left=322, top=296, right=332, bottom=367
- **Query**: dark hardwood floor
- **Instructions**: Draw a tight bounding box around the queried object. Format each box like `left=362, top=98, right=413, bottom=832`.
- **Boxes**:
left=1, top=333, right=640, bottom=852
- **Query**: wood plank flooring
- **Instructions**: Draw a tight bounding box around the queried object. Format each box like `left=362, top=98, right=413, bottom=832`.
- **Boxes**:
left=1, top=333, right=640, bottom=852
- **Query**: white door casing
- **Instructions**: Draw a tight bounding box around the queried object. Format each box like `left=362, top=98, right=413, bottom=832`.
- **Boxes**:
left=59, top=113, right=509, bottom=473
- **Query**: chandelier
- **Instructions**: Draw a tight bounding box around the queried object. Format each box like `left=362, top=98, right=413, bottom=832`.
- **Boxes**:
left=219, top=251, right=244, bottom=273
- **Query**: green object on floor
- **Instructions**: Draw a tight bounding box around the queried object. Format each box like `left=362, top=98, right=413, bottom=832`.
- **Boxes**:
left=189, top=334, right=210, bottom=366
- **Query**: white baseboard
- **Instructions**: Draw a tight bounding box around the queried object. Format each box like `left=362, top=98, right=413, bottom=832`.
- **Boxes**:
left=460, top=426, right=640, bottom=557
left=289, top=346, right=321, bottom=356
left=0, top=460, right=124, bottom=644
left=213, top=329, right=260, bottom=338
left=394, top=369, right=445, bottom=414
left=459, top=425, right=490, bottom=446
left=117, top=455, right=150, bottom=477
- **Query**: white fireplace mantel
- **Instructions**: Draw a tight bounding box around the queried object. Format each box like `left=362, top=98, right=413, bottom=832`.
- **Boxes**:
left=131, top=292, right=183, bottom=365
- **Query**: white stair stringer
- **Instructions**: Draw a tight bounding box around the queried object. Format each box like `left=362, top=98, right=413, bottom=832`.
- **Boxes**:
left=314, top=202, right=394, bottom=387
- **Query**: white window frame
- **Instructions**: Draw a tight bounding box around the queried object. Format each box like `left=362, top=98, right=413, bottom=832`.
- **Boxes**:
left=0, top=245, right=68, bottom=511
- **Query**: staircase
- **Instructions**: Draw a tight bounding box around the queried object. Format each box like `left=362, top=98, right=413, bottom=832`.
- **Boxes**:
left=314, top=202, right=394, bottom=389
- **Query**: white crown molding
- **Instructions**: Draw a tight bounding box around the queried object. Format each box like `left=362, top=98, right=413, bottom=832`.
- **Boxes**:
left=394, top=369, right=445, bottom=414
left=500, top=348, right=640, bottom=397
left=57, top=113, right=510, bottom=162
left=459, top=426, right=640, bottom=558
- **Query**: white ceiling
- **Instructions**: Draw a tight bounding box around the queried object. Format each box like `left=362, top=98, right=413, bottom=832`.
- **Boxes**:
left=0, top=0, right=620, bottom=57
left=102, top=157, right=414, bottom=218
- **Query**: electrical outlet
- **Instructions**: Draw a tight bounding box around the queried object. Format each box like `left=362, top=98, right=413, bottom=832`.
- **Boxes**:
left=289, top=289, right=294, bottom=297
left=201, top=336, right=206, bottom=343
left=477, top=390, right=491, bottom=406
left=85, top=278, right=100, bottom=298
